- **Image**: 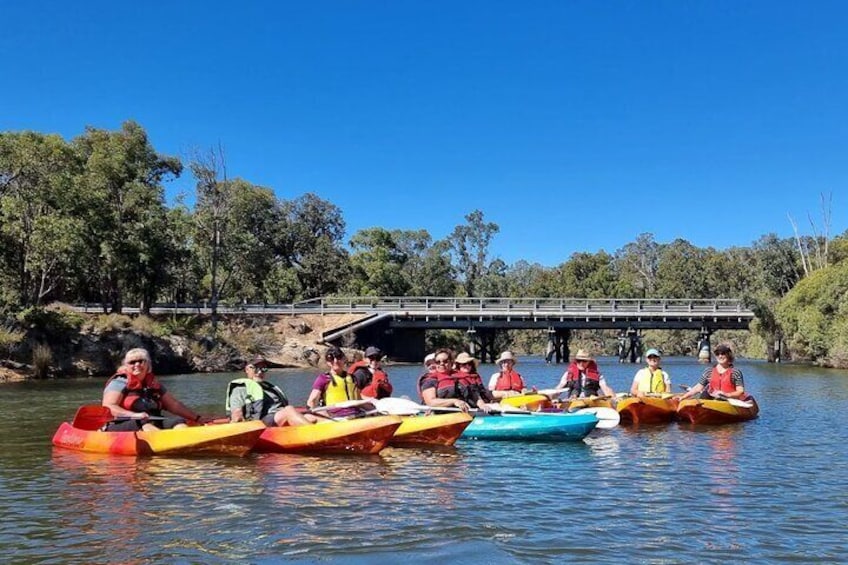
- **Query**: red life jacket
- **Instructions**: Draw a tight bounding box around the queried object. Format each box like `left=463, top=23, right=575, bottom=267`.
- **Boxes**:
left=563, top=360, right=601, bottom=396
left=708, top=366, right=737, bottom=395
left=418, top=369, right=484, bottom=400
left=494, top=369, right=525, bottom=393
left=348, top=360, right=393, bottom=399
left=107, top=367, right=164, bottom=412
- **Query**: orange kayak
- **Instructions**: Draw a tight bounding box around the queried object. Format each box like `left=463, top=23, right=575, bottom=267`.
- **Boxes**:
left=617, top=395, right=678, bottom=425
left=254, top=415, right=402, bottom=454
left=677, top=396, right=760, bottom=425
left=51, top=420, right=266, bottom=457
left=390, top=412, right=473, bottom=447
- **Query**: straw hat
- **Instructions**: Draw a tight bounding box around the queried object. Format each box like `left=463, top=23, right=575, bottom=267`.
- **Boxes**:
left=496, top=351, right=517, bottom=364
left=574, top=349, right=593, bottom=361
left=455, top=352, right=477, bottom=365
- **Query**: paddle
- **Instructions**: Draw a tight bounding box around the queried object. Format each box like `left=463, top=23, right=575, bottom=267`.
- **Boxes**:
left=371, top=398, right=620, bottom=428
left=72, top=404, right=164, bottom=431
left=678, top=386, right=753, bottom=408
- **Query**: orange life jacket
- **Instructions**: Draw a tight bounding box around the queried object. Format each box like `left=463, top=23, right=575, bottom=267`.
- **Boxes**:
left=348, top=360, right=393, bottom=399
left=708, top=365, right=737, bottom=395
left=494, top=369, right=525, bottom=393
left=107, top=367, right=164, bottom=412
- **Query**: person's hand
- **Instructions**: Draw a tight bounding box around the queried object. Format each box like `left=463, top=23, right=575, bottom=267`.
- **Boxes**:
left=133, top=411, right=149, bottom=420
left=452, top=399, right=469, bottom=412
left=195, top=415, right=213, bottom=424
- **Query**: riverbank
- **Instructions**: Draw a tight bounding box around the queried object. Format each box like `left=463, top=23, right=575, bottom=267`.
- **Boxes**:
left=0, top=310, right=366, bottom=381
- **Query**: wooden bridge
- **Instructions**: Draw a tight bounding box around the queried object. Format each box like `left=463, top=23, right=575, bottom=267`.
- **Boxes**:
left=76, top=297, right=754, bottom=363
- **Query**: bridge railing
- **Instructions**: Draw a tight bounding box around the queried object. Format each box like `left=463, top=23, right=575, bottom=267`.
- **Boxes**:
left=70, top=297, right=751, bottom=316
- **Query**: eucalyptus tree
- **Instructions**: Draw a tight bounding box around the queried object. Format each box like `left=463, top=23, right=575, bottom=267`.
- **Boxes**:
left=613, top=233, right=660, bottom=298
left=278, top=193, right=349, bottom=299
left=654, top=239, right=709, bottom=298
left=393, top=230, right=456, bottom=296
left=73, top=121, right=182, bottom=313
left=346, top=227, right=411, bottom=296
left=554, top=251, right=617, bottom=298
left=0, top=131, right=84, bottom=306
left=449, top=209, right=499, bottom=297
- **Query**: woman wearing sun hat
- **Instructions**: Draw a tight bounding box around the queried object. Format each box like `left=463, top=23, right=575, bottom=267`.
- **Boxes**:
left=420, top=350, right=495, bottom=412
left=630, top=348, right=672, bottom=398
left=487, top=351, right=526, bottom=399
left=556, top=349, right=615, bottom=398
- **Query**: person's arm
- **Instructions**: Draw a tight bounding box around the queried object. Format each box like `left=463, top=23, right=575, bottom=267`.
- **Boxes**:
left=599, top=378, right=615, bottom=398
left=728, top=369, right=745, bottom=399
left=102, top=386, right=146, bottom=419
left=663, top=371, right=672, bottom=394
left=679, top=383, right=704, bottom=400
left=306, top=389, right=322, bottom=408
left=160, top=391, right=202, bottom=422
left=229, top=389, right=246, bottom=422
left=487, top=373, right=499, bottom=391
left=630, top=371, right=642, bottom=397
left=422, top=386, right=469, bottom=411
left=556, top=371, right=570, bottom=390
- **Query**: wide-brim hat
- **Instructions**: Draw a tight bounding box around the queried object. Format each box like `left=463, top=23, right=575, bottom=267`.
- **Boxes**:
left=574, top=349, right=593, bottom=361
left=455, top=352, right=477, bottom=365
left=496, top=351, right=516, bottom=364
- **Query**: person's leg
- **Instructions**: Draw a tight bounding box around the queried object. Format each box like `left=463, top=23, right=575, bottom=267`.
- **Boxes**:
left=273, top=405, right=312, bottom=426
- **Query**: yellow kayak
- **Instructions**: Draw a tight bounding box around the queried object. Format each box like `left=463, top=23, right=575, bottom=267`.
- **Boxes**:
left=390, top=412, right=473, bottom=447
left=555, top=396, right=614, bottom=410
left=499, top=394, right=553, bottom=411
left=254, top=415, right=402, bottom=454
left=616, top=395, right=677, bottom=425
left=52, top=420, right=266, bottom=457
left=677, top=396, right=759, bottom=425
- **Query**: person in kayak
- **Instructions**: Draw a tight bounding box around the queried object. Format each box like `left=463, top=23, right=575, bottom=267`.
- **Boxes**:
left=556, top=349, right=615, bottom=398
left=306, top=346, right=361, bottom=408
left=102, top=347, right=209, bottom=432
left=629, top=348, right=672, bottom=398
left=678, top=343, right=746, bottom=401
left=487, top=351, right=527, bottom=399
left=227, top=356, right=315, bottom=426
left=420, top=350, right=497, bottom=412
left=349, top=346, right=393, bottom=400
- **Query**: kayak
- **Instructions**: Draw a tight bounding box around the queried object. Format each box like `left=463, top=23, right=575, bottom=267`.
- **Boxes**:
left=254, top=415, right=402, bottom=454
left=51, top=420, right=266, bottom=457
left=499, top=394, right=553, bottom=411
left=616, top=395, right=678, bottom=425
left=554, top=396, right=614, bottom=410
left=390, top=412, right=473, bottom=447
left=676, top=396, right=760, bottom=425
left=461, top=412, right=598, bottom=441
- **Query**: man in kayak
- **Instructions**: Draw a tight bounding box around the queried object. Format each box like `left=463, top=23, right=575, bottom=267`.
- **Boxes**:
left=678, top=343, right=746, bottom=401
left=487, top=351, right=527, bottom=399
left=420, top=350, right=497, bottom=412
left=349, top=346, right=393, bottom=400
left=556, top=349, right=615, bottom=398
left=227, top=356, right=315, bottom=426
left=102, top=347, right=210, bottom=431
left=629, top=348, right=672, bottom=397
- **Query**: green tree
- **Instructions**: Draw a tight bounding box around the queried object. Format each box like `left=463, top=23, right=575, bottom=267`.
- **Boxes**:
left=0, top=131, right=85, bottom=306
left=347, top=227, right=411, bottom=296
left=73, top=121, right=182, bottom=313
left=449, top=210, right=499, bottom=297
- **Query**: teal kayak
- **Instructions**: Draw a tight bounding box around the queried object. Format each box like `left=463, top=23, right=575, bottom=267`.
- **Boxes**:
left=460, top=412, right=598, bottom=441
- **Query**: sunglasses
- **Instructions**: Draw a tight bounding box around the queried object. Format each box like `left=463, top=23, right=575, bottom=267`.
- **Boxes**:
left=250, top=365, right=268, bottom=373
left=327, top=355, right=347, bottom=362
left=435, top=359, right=450, bottom=364
left=127, top=359, right=146, bottom=365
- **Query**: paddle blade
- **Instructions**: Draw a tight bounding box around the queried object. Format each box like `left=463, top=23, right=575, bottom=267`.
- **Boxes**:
left=72, top=404, right=112, bottom=431
left=573, top=407, right=620, bottom=429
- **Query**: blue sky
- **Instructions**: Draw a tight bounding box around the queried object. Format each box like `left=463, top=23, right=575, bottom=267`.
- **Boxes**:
left=2, top=1, right=846, bottom=266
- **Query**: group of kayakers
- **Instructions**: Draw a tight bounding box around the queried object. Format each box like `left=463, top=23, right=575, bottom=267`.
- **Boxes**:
left=98, top=341, right=749, bottom=431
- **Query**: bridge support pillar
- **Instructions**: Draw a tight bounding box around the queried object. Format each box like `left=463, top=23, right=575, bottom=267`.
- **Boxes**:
left=546, top=328, right=570, bottom=364
left=467, top=327, right=496, bottom=363
left=697, top=328, right=712, bottom=363
left=618, top=329, right=642, bottom=363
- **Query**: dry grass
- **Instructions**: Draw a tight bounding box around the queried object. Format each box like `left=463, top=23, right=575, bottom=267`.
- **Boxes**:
left=32, top=343, right=53, bottom=379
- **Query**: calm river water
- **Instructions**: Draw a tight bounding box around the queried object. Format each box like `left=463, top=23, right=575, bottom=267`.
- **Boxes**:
left=1, top=356, right=847, bottom=564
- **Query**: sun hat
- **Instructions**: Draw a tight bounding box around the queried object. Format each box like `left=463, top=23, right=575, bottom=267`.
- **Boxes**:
left=424, top=353, right=436, bottom=366
left=364, top=346, right=382, bottom=359
left=645, top=348, right=661, bottom=358
left=249, top=355, right=269, bottom=367
left=574, top=349, right=593, bottom=361
left=496, top=351, right=517, bottom=364
left=455, top=352, right=477, bottom=365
